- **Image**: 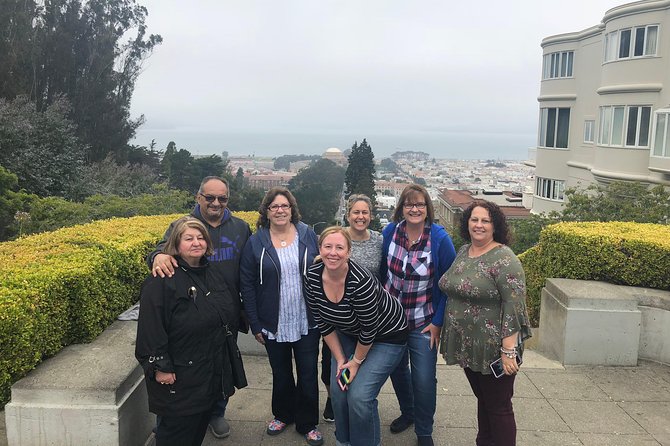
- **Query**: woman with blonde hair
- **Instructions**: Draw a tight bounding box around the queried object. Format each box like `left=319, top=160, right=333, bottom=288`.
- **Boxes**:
left=136, top=216, right=235, bottom=446
left=305, top=226, right=407, bottom=446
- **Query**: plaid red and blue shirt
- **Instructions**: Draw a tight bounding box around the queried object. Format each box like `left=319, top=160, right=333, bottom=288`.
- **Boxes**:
left=385, top=221, right=435, bottom=330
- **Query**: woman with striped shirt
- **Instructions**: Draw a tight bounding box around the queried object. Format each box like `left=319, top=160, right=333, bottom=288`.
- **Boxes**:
left=304, top=226, right=408, bottom=446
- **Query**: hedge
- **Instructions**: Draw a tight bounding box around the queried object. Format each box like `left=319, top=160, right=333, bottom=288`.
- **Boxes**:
left=519, top=221, right=670, bottom=325
left=0, top=211, right=259, bottom=407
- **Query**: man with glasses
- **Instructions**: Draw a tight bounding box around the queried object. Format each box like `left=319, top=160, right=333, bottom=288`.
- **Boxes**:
left=147, top=176, right=252, bottom=440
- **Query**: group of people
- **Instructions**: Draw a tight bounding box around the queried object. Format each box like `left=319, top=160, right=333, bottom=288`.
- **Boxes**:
left=135, top=175, right=531, bottom=446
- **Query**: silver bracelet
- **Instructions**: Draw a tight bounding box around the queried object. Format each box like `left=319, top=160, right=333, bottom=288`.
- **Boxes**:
left=500, top=346, right=517, bottom=358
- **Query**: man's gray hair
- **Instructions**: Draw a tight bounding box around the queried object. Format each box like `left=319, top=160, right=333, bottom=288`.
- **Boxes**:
left=198, top=176, right=229, bottom=194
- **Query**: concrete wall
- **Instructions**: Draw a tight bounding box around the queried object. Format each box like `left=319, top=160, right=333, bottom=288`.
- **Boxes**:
left=4, top=321, right=153, bottom=446
left=539, top=278, right=670, bottom=366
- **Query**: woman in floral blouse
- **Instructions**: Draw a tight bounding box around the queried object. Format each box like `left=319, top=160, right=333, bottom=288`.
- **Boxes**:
left=439, top=200, right=531, bottom=446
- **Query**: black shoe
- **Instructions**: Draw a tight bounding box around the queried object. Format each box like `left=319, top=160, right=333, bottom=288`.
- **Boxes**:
left=390, top=414, right=414, bottom=434
left=417, top=436, right=434, bottom=446
left=323, top=397, right=334, bottom=422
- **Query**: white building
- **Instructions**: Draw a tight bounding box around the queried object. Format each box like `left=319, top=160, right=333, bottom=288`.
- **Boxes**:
left=527, top=0, right=670, bottom=214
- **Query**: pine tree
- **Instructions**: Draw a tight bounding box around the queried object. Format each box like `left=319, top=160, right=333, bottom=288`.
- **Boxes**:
left=344, top=139, right=377, bottom=205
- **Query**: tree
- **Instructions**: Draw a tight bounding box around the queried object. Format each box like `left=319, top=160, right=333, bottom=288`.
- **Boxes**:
left=0, top=95, right=86, bottom=199
left=379, top=158, right=399, bottom=173
left=289, top=159, right=345, bottom=225
left=344, top=139, right=377, bottom=204
left=0, top=166, right=35, bottom=240
left=507, top=181, right=669, bottom=254
left=79, top=155, right=161, bottom=197
left=0, top=0, right=162, bottom=161
left=509, top=213, right=559, bottom=254
left=160, top=143, right=227, bottom=193
left=561, top=181, right=670, bottom=223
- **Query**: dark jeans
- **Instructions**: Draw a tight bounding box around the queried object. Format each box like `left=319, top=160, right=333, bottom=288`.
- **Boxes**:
left=464, top=367, right=517, bottom=446
left=264, top=328, right=320, bottom=434
left=321, top=339, right=332, bottom=387
left=155, top=409, right=211, bottom=446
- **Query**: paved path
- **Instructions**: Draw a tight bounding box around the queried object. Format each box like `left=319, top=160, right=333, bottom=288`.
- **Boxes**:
left=3, top=351, right=669, bottom=446
left=179, top=352, right=670, bottom=446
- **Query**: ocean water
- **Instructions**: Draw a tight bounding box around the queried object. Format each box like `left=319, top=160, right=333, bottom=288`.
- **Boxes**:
left=133, top=129, right=536, bottom=161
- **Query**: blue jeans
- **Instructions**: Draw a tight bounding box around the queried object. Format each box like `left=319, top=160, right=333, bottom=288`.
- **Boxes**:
left=390, top=323, right=438, bottom=437
left=264, top=328, right=320, bottom=434
left=330, top=332, right=406, bottom=446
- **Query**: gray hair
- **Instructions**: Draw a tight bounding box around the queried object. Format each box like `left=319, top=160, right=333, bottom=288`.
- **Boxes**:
left=198, top=176, right=229, bottom=194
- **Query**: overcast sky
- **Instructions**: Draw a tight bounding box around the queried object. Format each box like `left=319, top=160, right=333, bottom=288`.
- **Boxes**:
left=130, top=0, right=625, bottom=159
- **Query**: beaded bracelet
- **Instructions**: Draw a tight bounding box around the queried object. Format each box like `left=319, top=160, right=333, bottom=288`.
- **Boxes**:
left=500, top=346, right=517, bottom=359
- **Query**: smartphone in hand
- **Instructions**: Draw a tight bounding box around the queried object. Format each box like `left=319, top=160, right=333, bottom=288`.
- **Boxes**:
left=490, top=355, right=522, bottom=378
left=337, top=368, right=350, bottom=391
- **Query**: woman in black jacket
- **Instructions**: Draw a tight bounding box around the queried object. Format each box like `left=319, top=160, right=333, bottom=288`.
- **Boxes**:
left=136, top=216, right=234, bottom=446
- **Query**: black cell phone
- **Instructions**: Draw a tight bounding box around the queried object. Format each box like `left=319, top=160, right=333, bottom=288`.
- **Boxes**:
left=490, top=355, right=522, bottom=378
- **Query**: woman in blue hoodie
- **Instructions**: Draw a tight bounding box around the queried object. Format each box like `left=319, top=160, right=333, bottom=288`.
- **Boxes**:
left=381, top=184, right=456, bottom=446
left=240, top=186, right=322, bottom=446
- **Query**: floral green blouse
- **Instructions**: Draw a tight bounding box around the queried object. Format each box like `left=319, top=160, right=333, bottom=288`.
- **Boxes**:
left=438, top=244, right=531, bottom=374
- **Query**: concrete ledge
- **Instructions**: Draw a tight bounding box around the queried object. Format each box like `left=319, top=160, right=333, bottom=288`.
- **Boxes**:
left=539, top=278, right=670, bottom=366
left=4, top=320, right=153, bottom=446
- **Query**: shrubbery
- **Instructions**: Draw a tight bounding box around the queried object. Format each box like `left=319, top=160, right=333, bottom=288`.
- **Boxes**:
left=519, top=221, right=670, bottom=325
left=0, top=211, right=259, bottom=407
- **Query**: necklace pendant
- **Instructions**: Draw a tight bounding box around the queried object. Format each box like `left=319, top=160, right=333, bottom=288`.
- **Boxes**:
left=280, top=240, right=287, bottom=247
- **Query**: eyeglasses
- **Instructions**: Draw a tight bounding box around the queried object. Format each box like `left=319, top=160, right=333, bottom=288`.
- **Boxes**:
left=268, top=204, right=291, bottom=212
left=200, top=194, right=229, bottom=204
left=403, top=202, right=427, bottom=210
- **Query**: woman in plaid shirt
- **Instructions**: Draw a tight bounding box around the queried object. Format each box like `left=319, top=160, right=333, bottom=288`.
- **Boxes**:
left=380, top=184, right=456, bottom=446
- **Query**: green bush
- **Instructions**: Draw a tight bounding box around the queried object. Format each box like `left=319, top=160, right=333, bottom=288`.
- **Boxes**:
left=0, top=211, right=260, bottom=407
left=519, top=221, right=670, bottom=325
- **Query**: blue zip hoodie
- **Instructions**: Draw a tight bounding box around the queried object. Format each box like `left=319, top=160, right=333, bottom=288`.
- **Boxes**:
left=240, top=221, right=319, bottom=335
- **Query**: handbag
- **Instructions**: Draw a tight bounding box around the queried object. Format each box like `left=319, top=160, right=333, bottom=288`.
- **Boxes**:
left=225, top=329, right=248, bottom=390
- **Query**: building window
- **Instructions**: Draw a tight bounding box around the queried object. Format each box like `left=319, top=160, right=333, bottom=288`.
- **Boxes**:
left=598, top=105, right=651, bottom=147
left=652, top=109, right=670, bottom=157
left=535, top=177, right=565, bottom=201
left=542, top=51, right=574, bottom=79
left=539, top=107, right=570, bottom=148
left=604, top=25, right=658, bottom=62
left=584, top=120, right=595, bottom=143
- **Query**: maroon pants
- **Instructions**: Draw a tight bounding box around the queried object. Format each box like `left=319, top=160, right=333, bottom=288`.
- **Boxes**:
left=464, top=367, right=517, bottom=446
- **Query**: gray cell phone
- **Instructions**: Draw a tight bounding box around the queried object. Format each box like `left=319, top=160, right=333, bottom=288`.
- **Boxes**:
left=490, top=355, right=522, bottom=378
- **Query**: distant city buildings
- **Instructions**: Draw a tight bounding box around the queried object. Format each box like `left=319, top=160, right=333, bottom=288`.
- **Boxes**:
left=527, top=0, right=670, bottom=214
left=436, top=189, right=529, bottom=231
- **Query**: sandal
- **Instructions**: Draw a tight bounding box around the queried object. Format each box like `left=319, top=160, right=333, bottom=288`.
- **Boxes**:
left=305, top=428, right=324, bottom=446
left=266, top=418, right=288, bottom=436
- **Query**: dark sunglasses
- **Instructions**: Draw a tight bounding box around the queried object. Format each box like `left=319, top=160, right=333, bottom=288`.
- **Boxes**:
left=200, top=194, right=229, bottom=204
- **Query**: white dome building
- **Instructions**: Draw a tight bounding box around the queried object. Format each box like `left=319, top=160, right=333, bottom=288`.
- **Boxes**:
left=322, top=147, right=347, bottom=167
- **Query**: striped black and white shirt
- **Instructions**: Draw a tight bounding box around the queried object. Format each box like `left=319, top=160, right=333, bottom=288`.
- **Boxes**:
left=304, top=260, right=407, bottom=345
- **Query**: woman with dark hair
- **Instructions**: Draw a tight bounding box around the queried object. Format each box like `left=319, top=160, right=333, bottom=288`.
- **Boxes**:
left=304, top=226, right=407, bottom=446
left=240, top=186, right=323, bottom=446
left=136, top=217, right=235, bottom=446
left=439, top=200, right=531, bottom=446
left=380, top=184, right=456, bottom=446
